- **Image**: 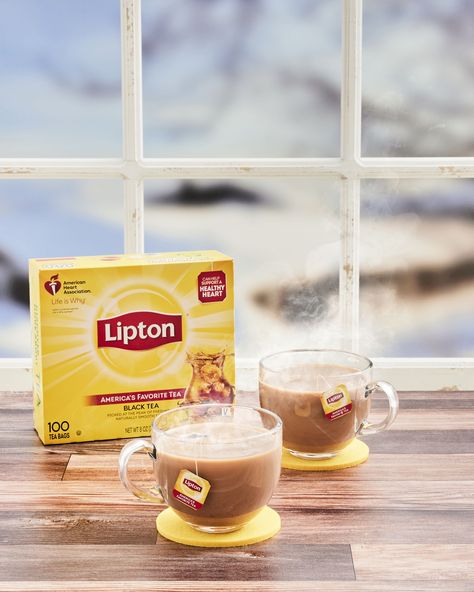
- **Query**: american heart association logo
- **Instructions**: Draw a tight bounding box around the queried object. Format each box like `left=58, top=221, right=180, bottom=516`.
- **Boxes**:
left=44, top=274, right=62, bottom=296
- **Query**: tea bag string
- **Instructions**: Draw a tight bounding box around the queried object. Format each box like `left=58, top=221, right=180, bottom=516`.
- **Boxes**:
left=194, top=427, right=203, bottom=477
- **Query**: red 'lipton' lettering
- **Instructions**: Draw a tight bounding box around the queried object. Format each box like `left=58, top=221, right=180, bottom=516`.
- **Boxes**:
left=97, top=310, right=182, bottom=351
left=327, top=392, right=344, bottom=404
left=184, top=478, right=202, bottom=492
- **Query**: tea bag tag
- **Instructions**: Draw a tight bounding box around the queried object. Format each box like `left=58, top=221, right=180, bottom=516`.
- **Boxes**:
left=173, top=470, right=211, bottom=511
left=321, top=384, right=353, bottom=421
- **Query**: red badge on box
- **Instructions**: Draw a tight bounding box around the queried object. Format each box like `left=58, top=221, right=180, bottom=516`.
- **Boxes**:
left=198, top=271, right=227, bottom=303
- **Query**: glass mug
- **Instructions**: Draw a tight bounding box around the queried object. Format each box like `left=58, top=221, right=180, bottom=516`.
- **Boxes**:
left=259, top=349, right=399, bottom=460
left=119, top=404, right=282, bottom=533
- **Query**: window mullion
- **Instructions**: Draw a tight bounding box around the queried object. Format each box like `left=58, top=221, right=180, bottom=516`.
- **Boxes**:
left=340, top=0, right=363, bottom=351
left=121, top=0, right=144, bottom=254
left=340, top=180, right=361, bottom=351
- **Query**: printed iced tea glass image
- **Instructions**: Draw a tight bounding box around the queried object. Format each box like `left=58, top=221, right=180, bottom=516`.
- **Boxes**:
left=184, top=351, right=235, bottom=404
left=259, top=349, right=399, bottom=460
left=119, top=404, right=282, bottom=533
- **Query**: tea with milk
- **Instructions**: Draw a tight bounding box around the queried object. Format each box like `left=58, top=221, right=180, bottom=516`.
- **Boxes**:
left=155, top=421, right=281, bottom=528
left=259, top=363, right=370, bottom=454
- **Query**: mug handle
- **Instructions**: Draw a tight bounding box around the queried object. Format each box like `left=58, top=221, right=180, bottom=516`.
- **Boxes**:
left=357, top=381, right=399, bottom=436
left=118, top=438, right=164, bottom=503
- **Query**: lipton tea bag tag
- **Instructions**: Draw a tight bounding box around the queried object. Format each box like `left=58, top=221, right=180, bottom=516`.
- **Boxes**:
left=321, top=384, right=353, bottom=421
left=173, top=470, right=211, bottom=511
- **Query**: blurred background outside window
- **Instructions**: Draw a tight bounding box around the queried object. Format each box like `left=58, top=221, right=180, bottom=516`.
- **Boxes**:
left=0, top=0, right=473, bottom=359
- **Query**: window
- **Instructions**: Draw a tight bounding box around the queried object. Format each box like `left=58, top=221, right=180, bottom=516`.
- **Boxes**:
left=1, top=0, right=473, bottom=390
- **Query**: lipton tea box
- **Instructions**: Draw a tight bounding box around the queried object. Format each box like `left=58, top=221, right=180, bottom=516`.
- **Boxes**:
left=29, top=251, right=235, bottom=444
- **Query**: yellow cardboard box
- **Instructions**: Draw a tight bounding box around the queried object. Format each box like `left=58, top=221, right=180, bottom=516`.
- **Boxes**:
left=29, top=251, right=235, bottom=444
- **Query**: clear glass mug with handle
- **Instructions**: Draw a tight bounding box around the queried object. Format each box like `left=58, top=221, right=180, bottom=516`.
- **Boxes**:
left=119, top=404, right=282, bottom=532
left=259, top=349, right=398, bottom=460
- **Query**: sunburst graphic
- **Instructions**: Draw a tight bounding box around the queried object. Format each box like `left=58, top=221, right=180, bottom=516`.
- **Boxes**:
left=41, top=260, right=235, bottom=398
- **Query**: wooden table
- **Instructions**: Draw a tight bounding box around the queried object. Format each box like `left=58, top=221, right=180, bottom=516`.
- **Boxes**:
left=0, top=390, right=473, bottom=591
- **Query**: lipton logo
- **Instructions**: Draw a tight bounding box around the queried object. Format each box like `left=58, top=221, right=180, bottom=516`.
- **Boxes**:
left=97, top=310, right=182, bottom=351
left=44, top=274, right=62, bottom=296
left=184, top=478, right=202, bottom=493
left=327, top=392, right=344, bottom=404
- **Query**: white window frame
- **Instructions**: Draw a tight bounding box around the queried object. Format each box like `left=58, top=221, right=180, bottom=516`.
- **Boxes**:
left=0, top=0, right=473, bottom=391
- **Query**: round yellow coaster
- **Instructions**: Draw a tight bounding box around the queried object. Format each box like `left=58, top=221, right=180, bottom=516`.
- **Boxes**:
left=282, top=438, right=369, bottom=471
left=156, top=506, right=280, bottom=548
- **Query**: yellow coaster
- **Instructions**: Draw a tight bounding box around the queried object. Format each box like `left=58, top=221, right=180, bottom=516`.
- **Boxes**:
left=156, top=506, right=280, bottom=548
left=282, top=439, right=369, bottom=471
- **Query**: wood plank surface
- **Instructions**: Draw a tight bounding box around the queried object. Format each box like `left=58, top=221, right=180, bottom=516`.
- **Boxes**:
left=0, top=390, right=473, bottom=591
left=0, top=452, right=70, bottom=481
left=1, top=582, right=473, bottom=592
left=1, top=509, right=472, bottom=546
left=0, top=543, right=355, bottom=582
left=363, top=429, right=474, bottom=454
left=352, top=544, right=474, bottom=581
left=0, top=512, right=159, bottom=545
left=2, top=426, right=473, bottom=455
left=366, top=409, right=474, bottom=430
left=2, top=479, right=472, bottom=512
left=64, top=452, right=473, bottom=481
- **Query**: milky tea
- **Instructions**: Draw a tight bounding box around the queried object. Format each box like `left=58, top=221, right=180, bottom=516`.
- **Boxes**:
left=29, top=251, right=235, bottom=444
